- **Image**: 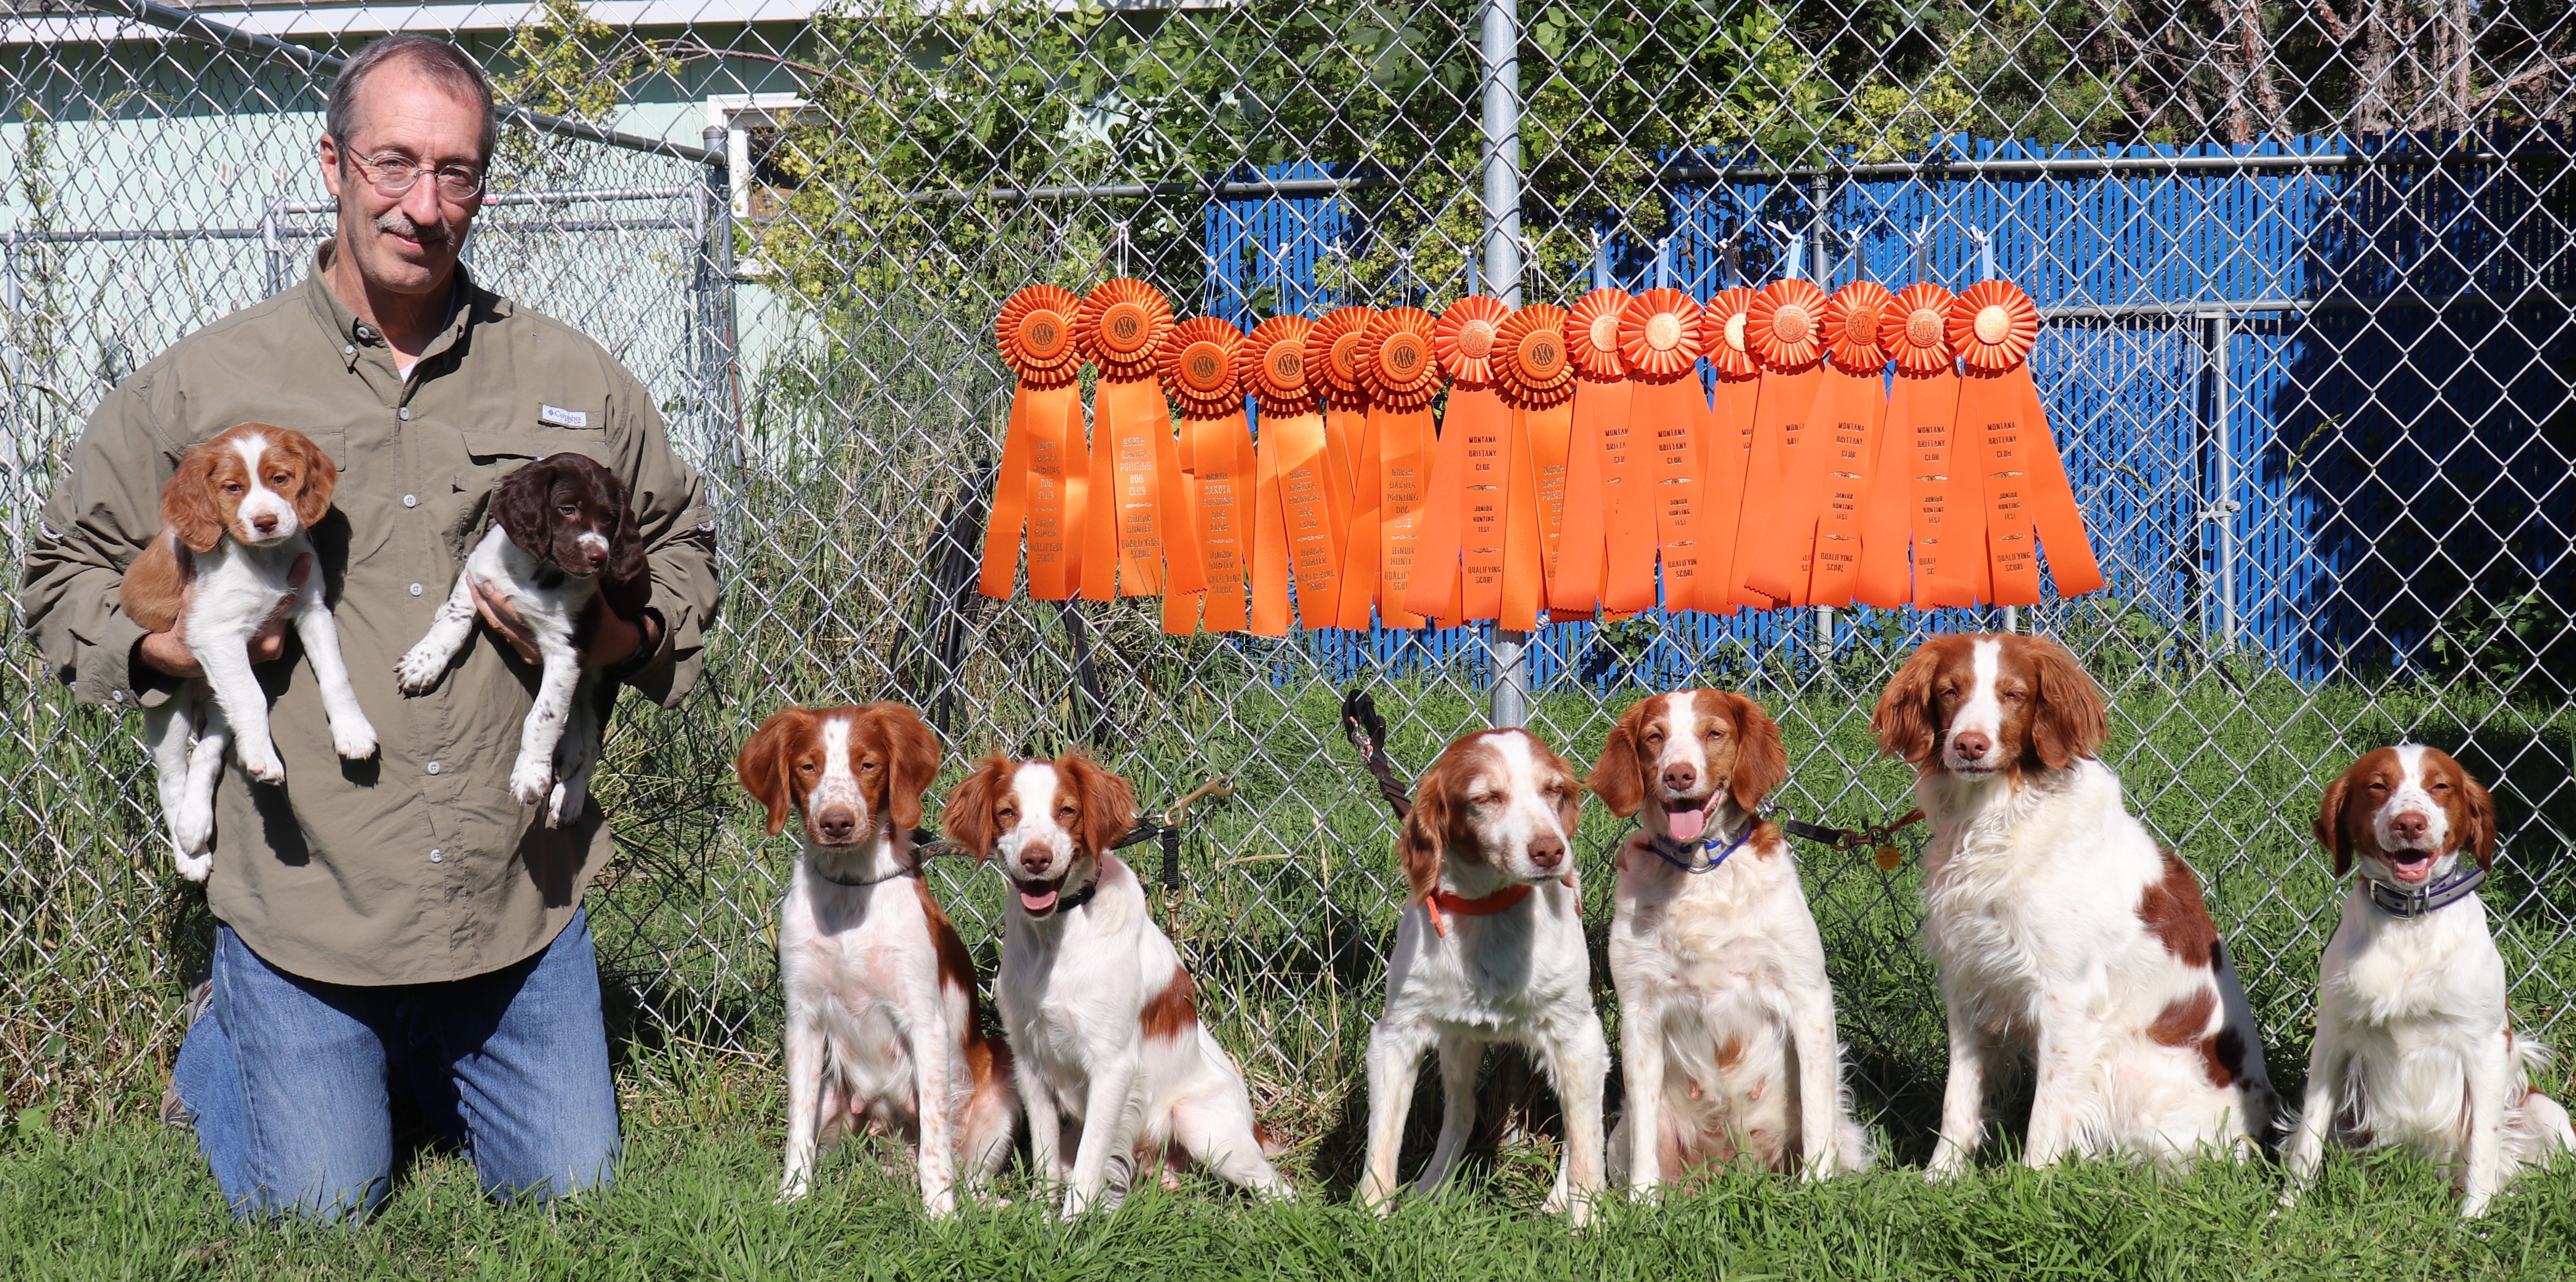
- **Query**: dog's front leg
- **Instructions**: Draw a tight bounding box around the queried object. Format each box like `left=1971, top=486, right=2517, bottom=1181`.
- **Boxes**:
left=1412, top=1033, right=1483, bottom=1196
left=395, top=573, right=481, bottom=695
left=1927, top=997, right=1990, bottom=1179
left=2278, top=1014, right=2347, bottom=1208
left=1616, top=994, right=1667, bottom=1194
left=1018, top=1055, right=1068, bottom=1195
left=1062, top=1049, right=1141, bottom=1217
left=547, top=675, right=602, bottom=829
left=1541, top=1014, right=1610, bottom=1228
left=777, top=1000, right=828, bottom=1203
left=147, top=694, right=214, bottom=876
left=1789, top=984, right=1847, bottom=1180
left=906, top=1004, right=961, bottom=1218
left=195, top=630, right=283, bottom=784
left=291, top=579, right=377, bottom=760
left=1359, top=1014, right=1437, bottom=1214
left=2461, top=1026, right=2512, bottom=1217
left=510, top=637, right=583, bottom=806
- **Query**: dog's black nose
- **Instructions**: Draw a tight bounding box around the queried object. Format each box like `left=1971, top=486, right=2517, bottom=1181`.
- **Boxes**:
left=2390, top=811, right=2429, bottom=843
left=815, top=807, right=858, bottom=842
left=1528, top=834, right=1566, bottom=869
left=1952, top=731, right=1992, bottom=762
left=1661, top=762, right=1699, bottom=794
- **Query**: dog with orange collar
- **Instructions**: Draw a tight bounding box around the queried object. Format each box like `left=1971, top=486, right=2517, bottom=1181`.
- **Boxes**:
left=1357, top=727, right=1608, bottom=1226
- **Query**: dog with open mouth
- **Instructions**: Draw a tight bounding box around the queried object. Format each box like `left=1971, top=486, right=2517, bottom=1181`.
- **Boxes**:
left=944, top=751, right=1290, bottom=1216
left=2282, top=744, right=2574, bottom=1216
left=1588, top=690, right=1873, bottom=1187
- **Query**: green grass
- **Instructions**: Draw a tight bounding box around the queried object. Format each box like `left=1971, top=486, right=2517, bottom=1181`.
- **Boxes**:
left=5, top=1068, right=2574, bottom=1282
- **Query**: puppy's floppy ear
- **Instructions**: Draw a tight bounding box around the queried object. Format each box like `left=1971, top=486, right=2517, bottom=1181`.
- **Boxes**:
left=2313, top=769, right=2355, bottom=879
left=734, top=706, right=808, bottom=837
left=1725, top=694, right=1788, bottom=814
left=1061, top=753, right=1138, bottom=858
left=1871, top=641, right=1946, bottom=765
left=2459, top=763, right=2498, bottom=872
left=280, top=427, right=338, bottom=528
left=491, top=458, right=557, bottom=559
left=1585, top=700, right=1650, bottom=819
left=2024, top=635, right=2109, bottom=769
left=1398, top=750, right=1458, bottom=907
left=858, top=703, right=942, bottom=832
left=161, top=445, right=228, bottom=554
left=940, top=756, right=1014, bottom=862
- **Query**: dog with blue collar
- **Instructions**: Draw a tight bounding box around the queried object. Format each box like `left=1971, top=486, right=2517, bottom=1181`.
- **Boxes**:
left=1586, top=689, right=1875, bottom=1189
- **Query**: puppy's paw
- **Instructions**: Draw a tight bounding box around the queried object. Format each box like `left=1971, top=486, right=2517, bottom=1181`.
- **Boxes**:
left=775, top=1177, right=810, bottom=1206
left=172, top=802, right=215, bottom=857
left=546, top=780, right=589, bottom=829
left=394, top=645, right=449, bottom=696
left=237, top=739, right=286, bottom=784
left=333, top=714, right=379, bottom=761
left=511, top=759, right=554, bottom=807
left=174, top=848, right=212, bottom=883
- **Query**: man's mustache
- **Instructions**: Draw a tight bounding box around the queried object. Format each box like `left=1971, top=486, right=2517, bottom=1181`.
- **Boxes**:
left=374, top=211, right=453, bottom=245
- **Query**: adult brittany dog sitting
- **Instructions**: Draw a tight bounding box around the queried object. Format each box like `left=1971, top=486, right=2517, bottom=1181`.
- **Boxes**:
left=1588, top=690, right=1872, bottom=1188
left=1871, top=634, right=2274, bottom=1173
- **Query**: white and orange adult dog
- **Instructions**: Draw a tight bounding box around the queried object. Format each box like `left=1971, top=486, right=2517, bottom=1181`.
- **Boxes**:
left=123, top=423, right=377, bottom=878
left=1360, top=728, right=1608, bottom=1225
left=2283, top=745, right=2573, bottom=1216
left=1588, top=690, right=1872, bottom=1188
left=945, top=752, right=1289, bottom=1216
left=736, top=703, right=1018, bottom=1214
left=1873, top=634, right=2274, bottom=1173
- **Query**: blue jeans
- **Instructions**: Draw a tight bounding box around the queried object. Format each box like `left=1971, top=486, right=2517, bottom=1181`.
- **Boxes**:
left=173, top=907, right=622, bottom=1221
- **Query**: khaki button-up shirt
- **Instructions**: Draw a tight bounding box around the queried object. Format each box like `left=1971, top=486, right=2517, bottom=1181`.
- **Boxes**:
left=22, top=248, right=720, bottom=986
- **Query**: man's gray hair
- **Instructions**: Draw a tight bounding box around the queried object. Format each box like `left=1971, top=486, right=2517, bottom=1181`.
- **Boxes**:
left=325, top=34, right=499, bottom=164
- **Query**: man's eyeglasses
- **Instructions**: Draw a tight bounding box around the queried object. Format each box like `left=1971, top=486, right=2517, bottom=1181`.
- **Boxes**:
left=346, top=150, right=487, bottom=201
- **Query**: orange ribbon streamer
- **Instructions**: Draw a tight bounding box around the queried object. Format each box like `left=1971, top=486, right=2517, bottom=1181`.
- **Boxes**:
left=1244, top=315, right=1344, bottom=633
left=984, top=286, right=1087, bottom=601
left=1879, top=283, right=1980, bottom=607
left=1619, top=289, right=1710, bottom=615
left=1565, top=288, right=1658, bottom=613
left=1698, top=286, right=1761, bottom=614
left=1358, top=308, right=1444, bottom=629
left=1311, top=309, right=1382, bottom=630
left=1076, top=280, right=1203, bottom=601
left=1409, top=296, right=1518, bottom=623
left=1497, top=305, right=1575, bottom=629
left=1951, top=280, right=2104, bottom=604
left=1731, top=278, right=1829, bottom=607
left=1160, top=318, right=1255, bottom=634
left=1799, top=281, right=1895, bottom=608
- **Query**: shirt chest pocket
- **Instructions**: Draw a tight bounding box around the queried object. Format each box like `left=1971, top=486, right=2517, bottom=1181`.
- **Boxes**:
left=447, top=428, right=612, bottom=542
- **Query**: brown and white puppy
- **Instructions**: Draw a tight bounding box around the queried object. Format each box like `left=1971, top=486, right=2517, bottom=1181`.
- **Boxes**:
left=1872, top=634, right=2274, bottom=1174
left=736, top=703, right=1018, bottom=1214
left=2282, top=746, right=2573, bottom=1216
left=1588, top=691, right=1871, bottom=1188
left=396, top=452, right=650, bottom=826
left=124, top=423, right=378, bottom=879
left=1360, top=728, right=1608, bottom=1225
left=945, top=752, right=1288, bottom=1216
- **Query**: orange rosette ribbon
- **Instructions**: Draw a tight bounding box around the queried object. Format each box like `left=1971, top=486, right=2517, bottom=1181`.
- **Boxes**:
left=1408, top=296, right=1515, bottom=624
left=1076, top=279, right=1202, bottom=601
left=1557, top=286, right=1654, bottom=615
left=1307, top=308, right=1380, bottom=629
left=983, top=285, right=1089, bottom=601
left=1616, top=289, right=1712, bottom=613
left=1877, top=283, right=1981, bottom=608
left=1948, top=279, right=2101, bottom=604
left=1355, top=307, right=1444, bottom=628
left=1788, top=280, right=1896, bottom=609
left=1157, top=317, right=1252, bottom=634
left=1733, top=277, right=1832, bottom=606
left=1696, top=285, right=1762, bottom=613
left=1242, top=315, right=1346, bottom=633
left=1494, top=306, right=1575, bottom=628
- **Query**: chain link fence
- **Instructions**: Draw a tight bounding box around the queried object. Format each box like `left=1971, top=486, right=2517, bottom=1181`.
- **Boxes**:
left=4, top=0, right=2573, bottom=1163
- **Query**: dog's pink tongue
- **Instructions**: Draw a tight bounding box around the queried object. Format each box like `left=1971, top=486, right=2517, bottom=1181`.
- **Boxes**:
left=1667, top=804, right=1710, bottom=843
left=1019, top=888, right=1059, bottom=912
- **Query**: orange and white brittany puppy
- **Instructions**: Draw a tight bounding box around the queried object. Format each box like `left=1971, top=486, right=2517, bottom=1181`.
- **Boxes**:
left=2282, top=746, right=2573, bottom=1216
left=1588, top=690, right=1872, bottom=1188
left=123, top=423, right=378, bottom=878
left=1873, top=634, right=2274, bottom=1173
left=945, top=752, right=1289, bottom=1215
left=736, top=704, right=1018, bottom=1214
left=1360, top=728, right=1608, bottom=1225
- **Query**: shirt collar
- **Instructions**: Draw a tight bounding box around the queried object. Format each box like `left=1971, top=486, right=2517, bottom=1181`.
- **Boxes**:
left=301, top=242, right=499, bottom=374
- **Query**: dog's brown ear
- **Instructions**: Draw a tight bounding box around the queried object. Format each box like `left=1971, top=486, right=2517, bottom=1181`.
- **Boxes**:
left=1871, top=641, right=1948, bottom=765
left=1399, top=748, right=1462, bottom=906
left=2459, top=763, right=2498, bottom=872
left=277, top=427, right=337, bottom=529
left=161, top=444, right=228, bottom=554
left=2313, top=768, right=2355, bottom=879
left=735, top=707, right=809, bottom=837
left=122, top=531, right=191, bottom=634
left=941, top=756, right=1014, bottom=861
left=1060, top=753, right=1138, bottom=858
left=1585, top=700, right=1650, bottom=819
left=2024, top=636, right=2108, bottom=769
left=855, top=704, right=941, bottom=831
left=1725, top=694, right=1788, bottom=814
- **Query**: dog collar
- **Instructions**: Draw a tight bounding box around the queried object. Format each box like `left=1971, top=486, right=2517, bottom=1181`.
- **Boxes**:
left=2367, top=862, right=2485, bottom=919
left=1424, top=883, right=1533, bottom=938
left=1646, top=814, right=1756, bottom=875
left=1018, top=872, right=1103, bottom=918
